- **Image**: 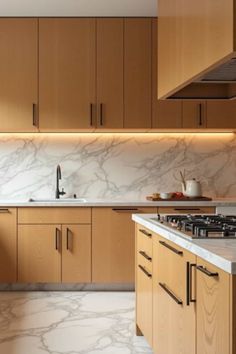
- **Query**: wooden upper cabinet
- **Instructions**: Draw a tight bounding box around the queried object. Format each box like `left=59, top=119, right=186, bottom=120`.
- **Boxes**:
left=182, top=101, right=207, bottom=128
left=39, top=18, right=96, bottom=131
left=158, top=0, right=234, bottom=99
left=152, top=19, right=182, bottom=129
left=0, top=19, right=38, bottom=132
left=96, top=18, right=124, bottom=130
left=124, top=19, right=152, bottom=129
left=206, top=100, right=236, bottom=129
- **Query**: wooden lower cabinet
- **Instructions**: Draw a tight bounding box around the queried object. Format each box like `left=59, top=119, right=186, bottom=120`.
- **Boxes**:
left=62, top=224, right=91, bottom=283
left=0, top=208, right=17, bottom=282
left=153, top=235, right=196, bottom=354
left=136, top=226, right=153, bottom=346
left=92, top=207, right=157, bottom=283
left=18, top=224, right=61, bottom=282
left=196, top=257, right=230, bottom=354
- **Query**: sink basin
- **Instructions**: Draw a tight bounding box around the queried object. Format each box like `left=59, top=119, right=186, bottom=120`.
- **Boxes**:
left=29, top=198, right=87, bottom=203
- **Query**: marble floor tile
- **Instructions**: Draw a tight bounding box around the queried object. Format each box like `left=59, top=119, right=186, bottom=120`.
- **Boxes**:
left=0, top=291, right=153, bottom=354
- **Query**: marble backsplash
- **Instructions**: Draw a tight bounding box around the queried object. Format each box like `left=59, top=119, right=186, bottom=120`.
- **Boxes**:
left=0, top=132, right=235, bottom=200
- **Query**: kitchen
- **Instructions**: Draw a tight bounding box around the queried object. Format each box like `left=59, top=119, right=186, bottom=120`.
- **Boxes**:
left=0, top=0, right=235, bottom=353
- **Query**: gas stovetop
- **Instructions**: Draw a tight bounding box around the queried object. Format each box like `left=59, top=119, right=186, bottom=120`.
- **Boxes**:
left=151, top=214, right=236, bottom=239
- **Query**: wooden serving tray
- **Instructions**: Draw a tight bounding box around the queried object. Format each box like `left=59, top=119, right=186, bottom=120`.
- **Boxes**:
left=146, top=196, right=212, bottom=202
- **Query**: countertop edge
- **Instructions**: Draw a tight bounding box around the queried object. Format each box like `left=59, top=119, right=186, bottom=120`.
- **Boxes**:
left=132, top=214, right=235, bottom=274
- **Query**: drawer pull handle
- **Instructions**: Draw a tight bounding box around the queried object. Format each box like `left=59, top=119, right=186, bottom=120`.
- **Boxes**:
left=139, top=229, right=152, bottom=238
left=90, top=103, right=93, bottom=126
left=99, top=103, right=103, bottom=126
left=196, top=265, right=219, bottom=277
left=139, top=251, right=152, bottom=261
left=55, top=228, right=60, bottom=251
left=174, top=208, right=201, bottom=211
left=138, top=265, right=152, bottom=278
left=159, top=240, right=183, bottom=256
left=32, top=103, right=38, bottom=127
left=0, top=208, right=10, bottom=213
left=66, top=228, right=73, bottom=251
left=112, top=208, right=139, bottom=212
left=159, top=282, right=183, bottom=305
left=186, top=262, right=196, bottom=306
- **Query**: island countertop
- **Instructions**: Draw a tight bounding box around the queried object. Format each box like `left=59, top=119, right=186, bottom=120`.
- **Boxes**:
left=132, top=213, right=236, bottom=274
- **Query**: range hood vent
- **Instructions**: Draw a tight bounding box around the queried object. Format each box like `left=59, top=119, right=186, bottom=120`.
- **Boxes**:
left=198, top=58, right=236, bottom=83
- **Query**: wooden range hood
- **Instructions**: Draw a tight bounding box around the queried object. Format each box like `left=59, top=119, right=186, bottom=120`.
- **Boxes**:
left=157, top=0, right=236, bottom=100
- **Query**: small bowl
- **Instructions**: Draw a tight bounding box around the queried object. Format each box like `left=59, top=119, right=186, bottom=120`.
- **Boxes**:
left=160, top=192, right=173, bottom=200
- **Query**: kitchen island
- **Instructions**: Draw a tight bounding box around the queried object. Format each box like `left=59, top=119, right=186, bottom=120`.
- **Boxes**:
left=133, top=213, right=236, bottom=354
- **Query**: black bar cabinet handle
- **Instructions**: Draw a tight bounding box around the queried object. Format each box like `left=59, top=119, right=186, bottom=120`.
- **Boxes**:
left=0, top=208, right=10, bottom=213
left=112, top=208, right=139, bottom=212
left=55, top=228, right=60, bottom=251
left=139, top=251, right=152, bottom=261
left=139, top=229, right=152, bottom=238
left=198, top=103, right=203, bottom=126
left=159, top=282, right=183, bottom=305
left=196, top=265, right=219, bottom=277
left=159, top=240, right=183, bottom=256
left=174, top=208, right=201, bottom=211
left=186, top=262, right=196, bottom=306
left=138, top=265, right=152, bottom=278
left=100, top=103, right=103, bottom=126
left=90, top=103, right=93, bottom=126
left=66, top=228, right=69, bottom=250
left=32, top=103, right=37, bottom=127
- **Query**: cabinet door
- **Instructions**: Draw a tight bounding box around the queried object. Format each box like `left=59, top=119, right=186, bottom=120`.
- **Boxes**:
left=152, top=19, right=182, bottom=129
left=96, top=18, right=124, bottom=129
left=18, top=225, right=61, bottom=282
left=136, top=225, right=153, bottom=346
left=39, top=18, right=96, bottom=131
left=62, top=224, right=91, bottom=283
left=92, top=207, right=157, bottom=283
left=207, top=100, right=236, bottom=129
left=182, top=101, right=206, bottom=128
left=0, top=208, right=17, bottom=282
left=0, top=19, right=38, bottom=132
left=124, top=19, right=152, bottom=129
left=153, top=235, right=196, bottom=354
left=196, top=257, right=230, bottom=354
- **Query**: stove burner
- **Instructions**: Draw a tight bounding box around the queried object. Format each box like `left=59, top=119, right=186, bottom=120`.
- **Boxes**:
left=154, top=214, right=236, bottom=239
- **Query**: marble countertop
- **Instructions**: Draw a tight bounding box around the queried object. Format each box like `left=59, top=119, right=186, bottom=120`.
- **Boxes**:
left=0, top=197, right=236, bottom=207
left=132, top=214, right=236, bottom=274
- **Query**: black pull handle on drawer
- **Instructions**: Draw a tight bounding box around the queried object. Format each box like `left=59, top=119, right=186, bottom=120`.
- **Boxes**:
left=138, top=265, right=152, bottom=278
left=159, top=282, right=183, bottom=305
left=159, top=240, right=183, bottom=256
left=174, top=208, right=201, bottom=211
left=196, top=265, right=219, bottom=277
left=139, top=250, right=152, bottom=262
left=112, top=208, right=139, bottom=212
left=0, top=208, right=10, bottom=213
left=139, top=229, right=152, bottom=238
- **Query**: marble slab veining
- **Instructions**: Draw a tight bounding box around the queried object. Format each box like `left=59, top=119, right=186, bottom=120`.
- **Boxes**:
left=0, top=133, right=235, bottom=201
left=0, top=291, right=152, bottom=354
left=132, top=214, right=236, bottom=274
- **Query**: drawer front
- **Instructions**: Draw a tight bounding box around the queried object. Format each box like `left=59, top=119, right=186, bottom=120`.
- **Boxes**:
left=158, top=206, right=215, bottom=214
left=137, top=225, right=153, bottom=256
left=18, top=207, right=91, bottom=224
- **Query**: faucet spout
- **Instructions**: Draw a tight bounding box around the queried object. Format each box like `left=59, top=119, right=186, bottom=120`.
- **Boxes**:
left=55, top=165, right=66, bottom=199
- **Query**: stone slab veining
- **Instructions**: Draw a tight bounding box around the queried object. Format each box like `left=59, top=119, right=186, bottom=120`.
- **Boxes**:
left=132, top=213, right=236, bottom=274
left=0, top=197, right=236, bottom=207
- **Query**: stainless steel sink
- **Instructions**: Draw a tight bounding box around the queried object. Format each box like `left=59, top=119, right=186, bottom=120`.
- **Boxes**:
left=29, top=198, right=87, bottom=203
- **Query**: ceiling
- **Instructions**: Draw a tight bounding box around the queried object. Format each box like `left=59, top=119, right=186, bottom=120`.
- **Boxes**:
left=0, top=0, right=157, bottom=17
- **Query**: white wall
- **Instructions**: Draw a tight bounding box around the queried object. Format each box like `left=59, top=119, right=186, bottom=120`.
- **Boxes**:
left=0, top=0, right=157, bottom=17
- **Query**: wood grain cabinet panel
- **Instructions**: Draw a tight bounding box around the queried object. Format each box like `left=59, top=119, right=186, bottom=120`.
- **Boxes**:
left=92, top=207, right=157, bottom=283
left=153, top=235, right=196, bottom=354
left=0, top=19, right=38, bottom=132
left=124, top=19, right=152, bottom=129
left=183, top=101, right=207, bottom=128
left=62, top=224, right=91, bottom=283
left=152, top=19, right=182, bottom=129
left=39, top=18, right=96, bottom=131
left=0, top=208, right=17, bottom=282
left=206, top=100, right=236, bottom=129
left=96, top=18, right=124, bottom=129
left=18, top=224, right=61, bottom=282
left=196, top=257, right=230, bottom=354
